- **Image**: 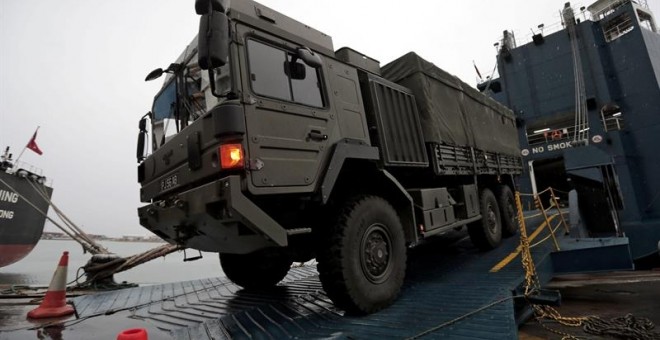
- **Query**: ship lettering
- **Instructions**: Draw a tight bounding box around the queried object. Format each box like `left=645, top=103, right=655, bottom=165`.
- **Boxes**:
left=0, top=209, right=14, bottom=219
left=0, top=190, right=19, bottom=204
left=531, top=142, right=573, bottom=155
left=547, top=141, right=573, bottom=151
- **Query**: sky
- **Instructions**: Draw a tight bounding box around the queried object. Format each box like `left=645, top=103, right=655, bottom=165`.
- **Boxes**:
left=2, top=0, right=659, bottom=237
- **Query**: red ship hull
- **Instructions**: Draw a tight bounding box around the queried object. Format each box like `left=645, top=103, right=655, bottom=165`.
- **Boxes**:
left=0, top=244, right=37, bottom=267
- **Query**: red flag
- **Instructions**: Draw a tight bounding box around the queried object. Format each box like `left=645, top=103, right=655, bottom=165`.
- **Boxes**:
left=26, top=129, right=43, bottom=155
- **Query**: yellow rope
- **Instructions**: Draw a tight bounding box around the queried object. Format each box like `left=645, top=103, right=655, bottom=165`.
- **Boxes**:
left=515, top=191, right=595, bottom=339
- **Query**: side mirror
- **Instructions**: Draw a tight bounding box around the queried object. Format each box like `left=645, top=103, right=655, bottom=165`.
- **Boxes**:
left=195, top=0, right=230, bottom=14
left=145, top=68, right=164, bottom=81
left=296, top=48, right=322, bottom=68
left=198, top=11, right=229, bottom=70
left=136, top=113, right=150, bottom=163
left=284, top=60, right=306, bottom=80
left=137, top=132, right=147, bottom=163
left=139, top=116, right=148, bottom=131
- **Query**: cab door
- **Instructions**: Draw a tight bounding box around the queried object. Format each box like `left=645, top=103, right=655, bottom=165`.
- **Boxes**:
left=237, top=26, right=333, bottom=192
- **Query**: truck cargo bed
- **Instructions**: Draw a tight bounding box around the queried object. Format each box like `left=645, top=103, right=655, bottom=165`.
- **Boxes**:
left=381, top=52, right=520, bottom=157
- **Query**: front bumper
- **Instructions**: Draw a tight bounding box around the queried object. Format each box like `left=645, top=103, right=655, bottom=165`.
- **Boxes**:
left=138, top=176, right=288, bottom=254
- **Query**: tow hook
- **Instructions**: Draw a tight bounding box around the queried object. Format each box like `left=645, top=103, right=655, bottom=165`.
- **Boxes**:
left=174, top=199, right=188, bottom=211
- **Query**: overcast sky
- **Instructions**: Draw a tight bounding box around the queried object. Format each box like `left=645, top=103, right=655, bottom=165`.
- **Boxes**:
left=2, top=0, right=658, bottom=237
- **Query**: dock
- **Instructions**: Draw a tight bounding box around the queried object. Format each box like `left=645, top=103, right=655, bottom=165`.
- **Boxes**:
left=2, top=213, right=569, bottom=339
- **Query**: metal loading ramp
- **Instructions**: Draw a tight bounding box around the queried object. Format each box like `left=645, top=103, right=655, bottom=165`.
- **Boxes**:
left=71, top=215, right=558, bottom=339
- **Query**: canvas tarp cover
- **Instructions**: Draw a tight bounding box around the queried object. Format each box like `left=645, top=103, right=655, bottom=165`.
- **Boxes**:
left=381, top=52, right=520, bottom=156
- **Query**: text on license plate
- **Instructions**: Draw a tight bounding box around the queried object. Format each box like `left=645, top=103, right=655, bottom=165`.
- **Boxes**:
left=160, top=173, right=179, bottom=192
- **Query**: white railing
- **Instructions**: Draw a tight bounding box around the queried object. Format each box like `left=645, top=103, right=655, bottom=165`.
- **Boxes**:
left=603, top=13, right=635, bottom=41
left=590, top=0, right=648, bottom=20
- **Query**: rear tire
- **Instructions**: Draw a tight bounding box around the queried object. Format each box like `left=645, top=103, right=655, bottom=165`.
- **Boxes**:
left=496, top=185, right=518, bottom=237
left=468, top=188, right=503, bottom=250
left=317, top=195, right=406, bottom=315
left=220, top=248, right=292, bottom=289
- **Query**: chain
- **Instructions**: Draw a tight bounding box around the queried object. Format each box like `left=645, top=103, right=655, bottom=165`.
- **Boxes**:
left=583, top=314, right=660, bottom=340
left=515, top=191, right=659, bottom=340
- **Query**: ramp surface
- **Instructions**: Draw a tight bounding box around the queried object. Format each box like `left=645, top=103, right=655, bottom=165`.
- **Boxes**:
left=72, top=216, right=559, bottom=339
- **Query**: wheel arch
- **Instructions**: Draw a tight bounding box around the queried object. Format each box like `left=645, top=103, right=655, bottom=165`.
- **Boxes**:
left=323, top=158, right=418, bottom=245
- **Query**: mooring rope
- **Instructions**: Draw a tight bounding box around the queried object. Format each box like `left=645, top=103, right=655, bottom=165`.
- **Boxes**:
left=77, top=243, right=182, bottom=286
left=1, top=173, right=182, bottom=286
left=26, top=179, right=108, bottom=254
left=0, top=175, right=102, bottom=254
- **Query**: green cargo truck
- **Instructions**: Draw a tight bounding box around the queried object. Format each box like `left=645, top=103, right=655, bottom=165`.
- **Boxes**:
left=136, top=0, right=522, bottom=314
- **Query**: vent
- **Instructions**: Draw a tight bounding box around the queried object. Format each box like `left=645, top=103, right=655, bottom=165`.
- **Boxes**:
left=360, top=72, right=428, bottom=167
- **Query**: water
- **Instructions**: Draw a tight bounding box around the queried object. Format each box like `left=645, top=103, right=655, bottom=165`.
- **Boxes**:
left=0, top=239, right=223, bottom=286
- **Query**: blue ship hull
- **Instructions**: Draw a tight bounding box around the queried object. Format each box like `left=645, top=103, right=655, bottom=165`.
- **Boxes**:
left=482, top=1, right=660, bottom=259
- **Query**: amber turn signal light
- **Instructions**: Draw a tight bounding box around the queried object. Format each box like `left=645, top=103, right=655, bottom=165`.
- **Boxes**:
left=219, top=144, right=244, bottom=170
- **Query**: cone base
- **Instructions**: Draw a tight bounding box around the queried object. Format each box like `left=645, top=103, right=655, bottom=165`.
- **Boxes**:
left=117, top=328, right=148, bottom=340
left=27, top=304, right=75, bottom=319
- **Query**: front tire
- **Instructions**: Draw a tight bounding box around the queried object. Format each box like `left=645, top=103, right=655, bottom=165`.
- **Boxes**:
left=220, top=248, right=292, bottom=289
left=468, top=188, right=503, bottom=250
left=317, top=196, right=407, bottom=315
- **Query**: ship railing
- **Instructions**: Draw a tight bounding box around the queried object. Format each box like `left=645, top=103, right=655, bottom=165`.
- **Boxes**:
left=5, top=160, right=53, bottom=187
left=12, top=160, right=42, bottom=175
left=525, top=124, right=582, bottom=146
left=510, top=4, right=593, bottom=47
left=499, top=0, right=650, bottom=49
left=601, top=112, right=624, bottom=132
left=603, top=13, right=635, bottom=41
left=591, top=0, right=648, bottom=21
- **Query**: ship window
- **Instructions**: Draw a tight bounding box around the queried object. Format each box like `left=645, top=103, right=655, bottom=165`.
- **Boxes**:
left=603, top=13, right=635, bottom=42
left=247, top=39, right=325, bottom=108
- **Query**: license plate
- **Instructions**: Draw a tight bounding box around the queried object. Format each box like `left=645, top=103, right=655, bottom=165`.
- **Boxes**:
left=160, top=173, right=179, bottom=192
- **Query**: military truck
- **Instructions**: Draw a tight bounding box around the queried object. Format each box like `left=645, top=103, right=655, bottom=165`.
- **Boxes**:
left=136, top=0, right=522, bottom=314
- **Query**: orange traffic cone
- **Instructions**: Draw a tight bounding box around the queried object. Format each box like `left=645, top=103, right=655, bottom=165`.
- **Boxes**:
left=27, top=251, right=75, bottom=319
left=117, top=328, right=148, bottom=340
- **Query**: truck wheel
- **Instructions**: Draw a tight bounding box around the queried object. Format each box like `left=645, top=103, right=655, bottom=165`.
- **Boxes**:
left=496, top=185, right=518, bottom=237
left=317, top=196, right=406, bottom=315
left=220, top=248, right=292, bottom=289
left=468, top=188, right=502, bottom=250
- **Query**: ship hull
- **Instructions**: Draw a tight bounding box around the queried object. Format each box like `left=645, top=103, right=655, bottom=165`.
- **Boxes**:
left=0, top=244, right=37, bottom=267
left=0, top=171, right=53, bottom=268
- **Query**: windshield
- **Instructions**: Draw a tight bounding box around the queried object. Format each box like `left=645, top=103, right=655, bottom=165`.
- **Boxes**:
left=153, top=80, right=176, bottom=121
left=150, top=59, right=231, bottom=150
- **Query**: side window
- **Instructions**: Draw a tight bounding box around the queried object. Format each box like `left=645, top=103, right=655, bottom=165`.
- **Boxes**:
left=247, top=40, right=291, bottom=101
left=291, top=62, right=323, bottom=107
left=247, top=39, right=324, bottom=107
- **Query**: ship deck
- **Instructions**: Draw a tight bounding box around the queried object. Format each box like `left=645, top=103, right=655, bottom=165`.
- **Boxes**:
left=3, top=211, right=658, bottom=340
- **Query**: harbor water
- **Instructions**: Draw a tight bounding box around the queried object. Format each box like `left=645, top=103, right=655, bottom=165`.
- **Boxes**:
left=0, top=239, right=223, bottom=286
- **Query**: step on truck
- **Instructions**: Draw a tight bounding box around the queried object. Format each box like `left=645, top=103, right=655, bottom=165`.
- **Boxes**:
left=136, top=0, right=522, bottom=314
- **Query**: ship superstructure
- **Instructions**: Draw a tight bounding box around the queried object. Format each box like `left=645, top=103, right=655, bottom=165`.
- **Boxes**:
left=482, top=0, right=660, bottom=260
